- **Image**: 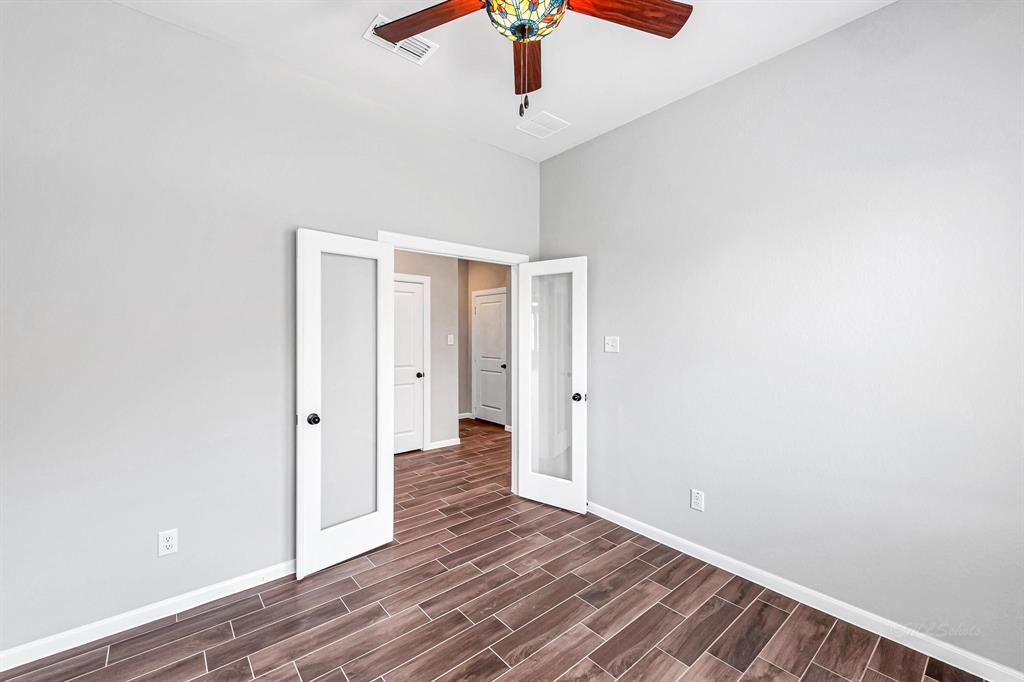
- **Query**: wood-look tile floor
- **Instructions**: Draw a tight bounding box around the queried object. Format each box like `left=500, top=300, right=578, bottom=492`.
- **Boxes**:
left=3, top=420, right=987, bottom=682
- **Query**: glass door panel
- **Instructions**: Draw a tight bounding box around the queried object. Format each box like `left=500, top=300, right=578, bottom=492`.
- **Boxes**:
left=518, top=257, right=587, bottom=513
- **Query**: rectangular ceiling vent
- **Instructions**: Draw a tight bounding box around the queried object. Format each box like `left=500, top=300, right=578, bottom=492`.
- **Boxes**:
left=363, top=14, right=439, bottom=66
left=516, top=111, right=571, bottom=139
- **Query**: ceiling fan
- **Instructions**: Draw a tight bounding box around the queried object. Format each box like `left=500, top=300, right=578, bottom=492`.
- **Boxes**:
left=373, top=0, right=693, bottom=114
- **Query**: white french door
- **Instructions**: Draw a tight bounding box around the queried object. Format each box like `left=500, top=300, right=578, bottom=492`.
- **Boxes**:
left=296, top=228, right=394, bottom=580
left=517, top=257, right=588, bottom=514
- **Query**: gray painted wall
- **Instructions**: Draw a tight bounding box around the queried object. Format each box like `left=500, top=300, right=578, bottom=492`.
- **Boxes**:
left=0, top=0, right=538, bottom=648
left=541, top=0, right=1023, bottom=668
left=394, top=251, right=460, bottom=444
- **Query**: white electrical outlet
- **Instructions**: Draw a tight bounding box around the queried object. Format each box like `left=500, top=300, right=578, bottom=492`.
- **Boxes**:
left=158, top=528, right=178, bottom=556
left=690, top=489, right=705, bottom=512
left=447, top=334, right=455, bottom=346
left=604, top=336, right=620, bottom=353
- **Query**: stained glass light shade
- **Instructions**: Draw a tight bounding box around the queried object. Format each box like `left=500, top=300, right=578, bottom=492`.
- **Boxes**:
left=487, top=0, right=566, bottom=41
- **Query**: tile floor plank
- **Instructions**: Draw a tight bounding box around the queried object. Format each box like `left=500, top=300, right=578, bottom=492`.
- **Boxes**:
left=231, top=580, right=356, bottom=636
left=708, top=600, right=789, bottom=672
left=589, top=603, right=684, bottom=677
left=576, top=559, right=656, bottom=610
left=419, top=566, right=519, bottom=619
left=811, top=620, right=878, bottom=680
left=4, top=648, right=109, bottom=682
left=554, top=658, right=615, bottom=682
left=496, top=623, right=602, bottom=682
left=649, top=554, right=707, bottom=590
left=491, top=597, right=595, bottom=667
left=433, top=649, right=509, bottom=682
left=292, top=607, right=429, bottom=681
left=341, top=610, right=472, bottom=682
left=740, top=657, right=799, bottom=681
left=618, top=647, right=688, bottom=682
left=459, top=568, right=556, bottom=623
left=759, top=604, right=835, bottom=677
left=868, top=639, right=928, bottom=682
left=801, top=663, right=847, bottom=682
left=659, top=596, right=744, bottom=666
left=495, top=574, right=589, bottom=630
left=247, top=604, right=388, bottom=676
left=582, top=579, right=671, bottom=639
left=573, top=541, right=649, bottom=583
left=505, top=535, right=582, bottom=574
left=680, top=653, right=742, bottom=682
left=206, top=600, right=349, bottom=670
left=661, top=565, right=735, bottom=616
left=717, top=577, right=765, bottom=609
left=384, top=617, right=510, bottom=682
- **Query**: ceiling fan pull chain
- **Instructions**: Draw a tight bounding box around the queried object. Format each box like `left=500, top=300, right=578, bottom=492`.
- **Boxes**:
left=524, top=94, right=530, bottom=110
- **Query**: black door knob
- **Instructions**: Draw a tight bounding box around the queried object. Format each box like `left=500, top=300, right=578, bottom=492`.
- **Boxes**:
left=307, top=413, right=320, bottom=425
left=416, top=372, right=424, bottom=378
left=571, top=393, right=582, bottom=402
left=501, top=364, right=507, bottom=369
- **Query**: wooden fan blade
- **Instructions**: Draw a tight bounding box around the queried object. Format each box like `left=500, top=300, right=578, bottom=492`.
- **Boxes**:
left=568, top=0, right=692, bottom=38
left=374, top=0, right=484, bottom=44
left=513, top=41, right=542, bottom=95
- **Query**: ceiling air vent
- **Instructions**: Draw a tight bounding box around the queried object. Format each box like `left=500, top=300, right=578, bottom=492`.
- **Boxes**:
left=363, top=14, right=439, bottom=65
left=516, top=111, right=570, bottom=139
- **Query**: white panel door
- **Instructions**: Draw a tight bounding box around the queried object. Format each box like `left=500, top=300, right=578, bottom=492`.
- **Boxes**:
left=517, top=258, right=587, bottom=513
left=394, top=277, right=427, bottom=453
left=473, top=289, right=507, bottom=425
left=296, top=228, right=393, bottom=580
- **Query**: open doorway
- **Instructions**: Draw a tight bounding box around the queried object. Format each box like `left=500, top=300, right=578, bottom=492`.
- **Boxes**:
left=391, top=250, right=511, bottom=455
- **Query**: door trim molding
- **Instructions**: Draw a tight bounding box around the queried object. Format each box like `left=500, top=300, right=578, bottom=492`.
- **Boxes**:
left=586, top=501, right=1024, bottom=682
left=378, top=231, right=528, bottom=265
left=395, top=273, right=431, bottom=452
left=0, top=561, right=296, bottom=673
left=471, top=287, right=508, bottom=428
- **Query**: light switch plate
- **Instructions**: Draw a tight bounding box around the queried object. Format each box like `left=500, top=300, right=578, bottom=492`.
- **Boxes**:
left=604, top=336, right=620, bottom=353
left=447, top=334, right=455, bottom=346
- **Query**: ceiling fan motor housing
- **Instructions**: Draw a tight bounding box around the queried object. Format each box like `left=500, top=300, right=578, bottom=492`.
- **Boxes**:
left=487, top=0, right=567, bottom=41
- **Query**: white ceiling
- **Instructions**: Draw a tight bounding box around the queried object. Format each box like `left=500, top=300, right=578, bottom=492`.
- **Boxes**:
left=118, top=0, right=893, bottom=162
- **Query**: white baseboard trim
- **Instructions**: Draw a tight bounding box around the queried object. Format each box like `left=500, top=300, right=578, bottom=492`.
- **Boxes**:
left=504, top=425, right=513, bottom=432
left=423, top=437, right=460, bottom=451
left=0, top=560, right=295, bottom=673
left=586, top=501, right=1023, bottom=682
left=457, top=412, right=474, bottom=420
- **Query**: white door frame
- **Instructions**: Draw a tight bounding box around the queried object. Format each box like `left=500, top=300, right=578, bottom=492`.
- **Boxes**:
left=379, top=231, right=527, bottom=493
left=394, top=273, right=431, bottom=452
left=471, top=286, right=508, bottom=425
